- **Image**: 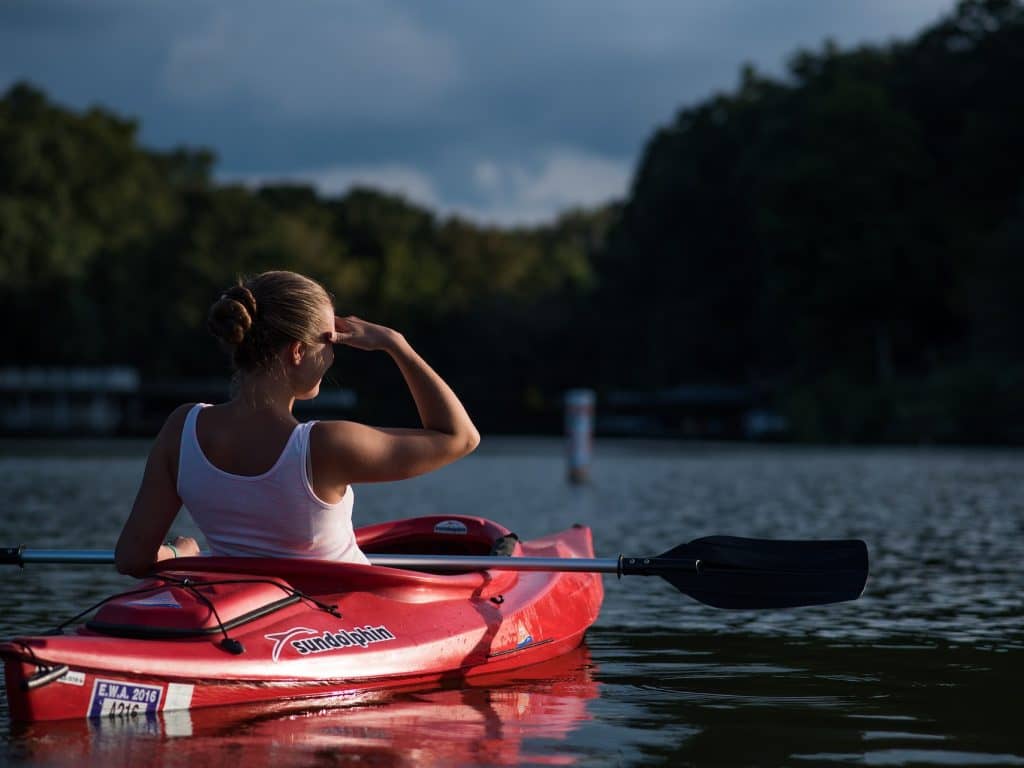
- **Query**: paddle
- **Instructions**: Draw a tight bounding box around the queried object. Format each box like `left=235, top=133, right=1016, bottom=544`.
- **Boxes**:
left=0, top=536, right=868, bottom=610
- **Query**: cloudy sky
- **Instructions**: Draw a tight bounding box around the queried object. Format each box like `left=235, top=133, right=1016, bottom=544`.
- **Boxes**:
left=2, top=0, right=954, bottom=225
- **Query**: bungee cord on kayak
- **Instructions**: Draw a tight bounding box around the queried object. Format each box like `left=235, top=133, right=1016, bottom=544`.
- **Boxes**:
left=45, top=574, right=344, bottom=649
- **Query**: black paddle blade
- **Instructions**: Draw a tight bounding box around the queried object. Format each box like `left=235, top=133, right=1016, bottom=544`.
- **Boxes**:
left=651, top=536, right=869, bottom=609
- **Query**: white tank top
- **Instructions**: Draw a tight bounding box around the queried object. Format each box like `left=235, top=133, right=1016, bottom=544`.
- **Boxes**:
left=177, top=403, right=369, bottom=563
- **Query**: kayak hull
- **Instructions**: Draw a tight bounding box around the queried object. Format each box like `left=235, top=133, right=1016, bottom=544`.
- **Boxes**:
left=11, top=646, right=600, bottom=766
left=2, top=516, right=604, bottom=722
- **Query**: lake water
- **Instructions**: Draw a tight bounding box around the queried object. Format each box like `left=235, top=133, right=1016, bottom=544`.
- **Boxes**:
left=0, top=438, right=1021, bottom=767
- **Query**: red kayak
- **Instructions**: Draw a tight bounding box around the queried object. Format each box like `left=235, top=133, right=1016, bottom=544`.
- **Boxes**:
left=1, top=515, right=604, bottom=722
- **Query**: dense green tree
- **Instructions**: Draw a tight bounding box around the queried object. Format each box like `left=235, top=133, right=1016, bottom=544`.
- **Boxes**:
left=596, top=0, right=1024, bottom=441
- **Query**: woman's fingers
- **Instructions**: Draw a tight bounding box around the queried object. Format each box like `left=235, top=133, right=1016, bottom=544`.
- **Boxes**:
left=331, top=315, right=394, bottom=350
left=329, top=317, right=356, bottom=342
left=335, top=315, right=360, bottom=330
left=169, top=535, right=200, bottom=556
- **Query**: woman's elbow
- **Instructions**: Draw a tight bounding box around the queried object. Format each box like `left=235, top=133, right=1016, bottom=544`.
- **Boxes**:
left=463, top=426, right=481, bottom=456
left=116, top=561, right=151, bottom=579
left=442, top=427, right=479, bottom=462
left=114, top=547, right=154, bottom=578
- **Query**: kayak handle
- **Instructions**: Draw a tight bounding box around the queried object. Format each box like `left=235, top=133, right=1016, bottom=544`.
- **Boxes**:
left=1, top=546, right=24, bottom=567
left=23, top=665, right=70, bottom=691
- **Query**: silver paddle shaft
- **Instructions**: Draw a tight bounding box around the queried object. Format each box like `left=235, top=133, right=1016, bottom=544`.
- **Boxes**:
left=14, top=549, right=117, bottom=564
left=370, top=554, right=623, bottom=572
left=11, top=549, right=622, bottom=571
left=6, top=549, right=700, bottom=574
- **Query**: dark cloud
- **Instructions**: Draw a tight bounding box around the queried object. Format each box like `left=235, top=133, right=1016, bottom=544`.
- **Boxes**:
left=1, top=0, right=954, bottom=223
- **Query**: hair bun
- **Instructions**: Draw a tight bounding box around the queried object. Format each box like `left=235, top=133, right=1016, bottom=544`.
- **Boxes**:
left=207, top=285, right=257, bottom=345
left=223, top=285, right=257, bottom=319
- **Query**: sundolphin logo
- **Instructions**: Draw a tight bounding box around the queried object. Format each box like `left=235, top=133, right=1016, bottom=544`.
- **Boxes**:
left=265, top=625, right=396, bottom=662
left=264, top=627, right=318, bottom=662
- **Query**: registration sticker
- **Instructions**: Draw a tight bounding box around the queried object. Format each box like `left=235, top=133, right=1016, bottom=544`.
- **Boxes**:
left=58, top=670, right=86, bottom=686
left=434, top=520, right=468, bottom=535
left=88, top=679, right=163, bottom=719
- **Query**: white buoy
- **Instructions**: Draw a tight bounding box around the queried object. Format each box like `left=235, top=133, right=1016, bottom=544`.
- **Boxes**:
left=564, top=389, right=595, bottom=484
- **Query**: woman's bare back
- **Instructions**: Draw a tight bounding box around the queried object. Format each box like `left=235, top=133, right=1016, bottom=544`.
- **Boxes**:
left=194, top=405, right=297, bottom=477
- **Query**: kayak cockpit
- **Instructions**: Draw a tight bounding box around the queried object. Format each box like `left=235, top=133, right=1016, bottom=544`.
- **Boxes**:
left=356, top=514, right=521, bottom=558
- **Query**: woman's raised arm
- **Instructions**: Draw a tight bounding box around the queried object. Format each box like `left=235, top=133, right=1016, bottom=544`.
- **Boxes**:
left=313, top=317, right=480, bottom=486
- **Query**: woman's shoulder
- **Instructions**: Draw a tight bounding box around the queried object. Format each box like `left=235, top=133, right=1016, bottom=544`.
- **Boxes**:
left=307, top=420, right=371, bottom=473
left=309, top=419, right=361, bottom=449
left=154, top=403, right=201, bottom=448
left=140, top=403, right=201, bottom=477
left=166, top=402, right=201, bottom=428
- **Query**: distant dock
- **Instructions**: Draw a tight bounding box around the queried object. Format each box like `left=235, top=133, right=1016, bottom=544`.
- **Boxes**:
left=0, top=367, right=356, bottom=436
left=599, top=386, right=787, bottom=440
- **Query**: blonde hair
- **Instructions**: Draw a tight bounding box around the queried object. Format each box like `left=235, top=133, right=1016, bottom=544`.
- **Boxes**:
left=207, top=271, right=332, bottom=371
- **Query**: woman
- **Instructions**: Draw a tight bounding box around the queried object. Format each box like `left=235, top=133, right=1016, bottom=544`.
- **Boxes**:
left=114, top=270, right=480, bottom=576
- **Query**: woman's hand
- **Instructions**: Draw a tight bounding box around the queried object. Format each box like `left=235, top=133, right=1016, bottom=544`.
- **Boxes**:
left=326, top=316, right=401, bottom=352
left=171, top=535, right=200, bottom=556
left=163, top=535, right=200, bottom=560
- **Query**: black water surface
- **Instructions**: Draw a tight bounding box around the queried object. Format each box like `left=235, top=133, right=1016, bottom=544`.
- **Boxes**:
left=1, top=439, right=1021, bottom=766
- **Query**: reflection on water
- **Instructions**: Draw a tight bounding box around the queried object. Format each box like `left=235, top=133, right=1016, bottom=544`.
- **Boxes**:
left=587, top=630, right=1022, bottom=767
left=9, top=647, right=598, bottom=768
left=1, top=439, right=1022, bottom=766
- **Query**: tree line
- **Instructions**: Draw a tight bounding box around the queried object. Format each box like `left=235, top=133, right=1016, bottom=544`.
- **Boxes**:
left=2, top=0, right=1022, bottom=442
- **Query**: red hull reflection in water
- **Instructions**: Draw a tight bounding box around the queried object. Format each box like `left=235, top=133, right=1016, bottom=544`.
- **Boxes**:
left=12, top=645, right=598, bottom=767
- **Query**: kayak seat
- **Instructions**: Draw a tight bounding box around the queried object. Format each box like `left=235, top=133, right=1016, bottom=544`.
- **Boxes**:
left=357, top=515, right=522, bottom=560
